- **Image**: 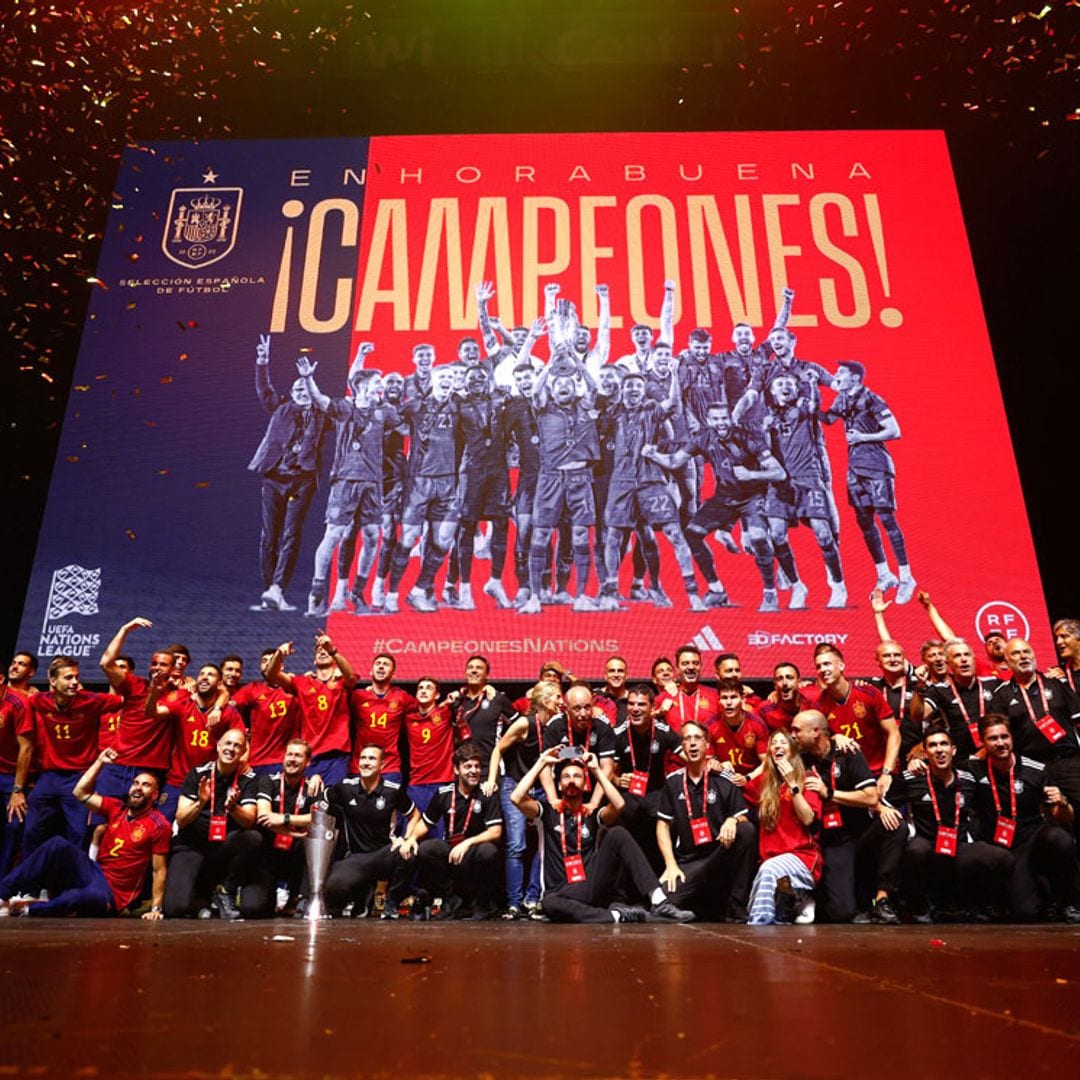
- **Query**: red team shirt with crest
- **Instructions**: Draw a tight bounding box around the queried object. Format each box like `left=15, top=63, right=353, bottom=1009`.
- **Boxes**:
left=350, top=686, right=416, bottom=774
left=655, top=686, right=720, bottom=774
left=0, top=690, right=26, bottom=774
left=807, top=682, right=894, bottom=773
left=114, top=672, right=175, bottom=770
left=403, top=703, right=456, bottom=784
left=18, top=690, right=121, bottom=772
left=290, top=674, right=351, bottom=757
left=96, top=796, right=172, bottom=910
left=708, top=711, right=771, bottom=775
left=230, top=681, right=299, bottom=767
left=163, top=692, right=246, bottom=787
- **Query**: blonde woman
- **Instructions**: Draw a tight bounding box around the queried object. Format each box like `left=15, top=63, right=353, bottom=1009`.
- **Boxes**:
left=483, top=681, right=563, bottom=919
left=743, top=729, right=822, bottom=924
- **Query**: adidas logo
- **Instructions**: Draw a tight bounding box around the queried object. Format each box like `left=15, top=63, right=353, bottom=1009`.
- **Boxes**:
left=691, top=625, right=724, bottom=652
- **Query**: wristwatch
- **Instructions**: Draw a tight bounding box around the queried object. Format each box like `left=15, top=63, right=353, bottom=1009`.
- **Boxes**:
left=789, top=785, right=801, bottom=796
left=284, top=813, right=292, bottom=827
left=12, top=785, right=24, bottom=794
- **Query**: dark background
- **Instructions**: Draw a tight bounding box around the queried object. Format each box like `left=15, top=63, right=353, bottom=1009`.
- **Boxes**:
left=2, top=1, right=1077, bottom=667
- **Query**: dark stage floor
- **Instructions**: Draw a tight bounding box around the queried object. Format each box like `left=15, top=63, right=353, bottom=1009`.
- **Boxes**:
left=1, top=920, right=1078, bottom=1078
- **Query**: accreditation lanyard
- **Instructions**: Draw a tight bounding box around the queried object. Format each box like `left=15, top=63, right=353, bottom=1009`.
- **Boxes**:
left=1018, top=674, right=1066, bottom=744
left=560, top=806, right=587, bottom=882
left=988, top=761, right=1017, bottom=848
left=208, top=767, right=241, bottom=842
left=448, top=787, right=475, bottom=845
left=627, top=719, right=654, bottom=797
left=1067, top=667, right=1077, bottom=693
left=925, top=773, right=961, bottom=857
left=679, top=689, right=701, bottom=729
left=274, top=773, right=305, bottom=851
left=949, top=675, right=986, bottom=749
left=822, top=758, right=843, bottom=829
left=683, top=769, right=712, bottom=845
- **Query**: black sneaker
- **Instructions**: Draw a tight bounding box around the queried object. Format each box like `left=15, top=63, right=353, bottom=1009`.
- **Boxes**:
left=851, top=910, right=873, bottom=924
left=872, top=897, right=900, bottom=925
left=650, top=899, right=696, bottom=923
left=610, top=903, right=648, bottom=923
left=211, top=885, right=241, bottom=921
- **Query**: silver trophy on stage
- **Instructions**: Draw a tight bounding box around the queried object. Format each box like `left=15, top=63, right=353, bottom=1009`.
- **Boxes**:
left=303, top=802, right=338, bottom=921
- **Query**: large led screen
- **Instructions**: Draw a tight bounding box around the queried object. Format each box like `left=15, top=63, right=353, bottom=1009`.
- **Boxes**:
left=18, top=132, right=1050, bottom=678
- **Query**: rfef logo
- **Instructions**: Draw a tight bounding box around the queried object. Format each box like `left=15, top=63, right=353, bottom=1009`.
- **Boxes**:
left=162, top=184, right=243, bottom=269
left=975, top=601, right=1030, bottom=643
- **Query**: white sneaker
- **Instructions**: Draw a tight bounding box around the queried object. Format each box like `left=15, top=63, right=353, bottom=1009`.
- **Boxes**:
left=329, top=581, right=351, bottom=612
left=827, top=581, right=848, bottom=609
left=759, top=589, right=780, bottom=613
left=789, top=581, right=809, bottom=610
left=276, top=887, right=290, bottom=913
left=384, top=591, right=400, bottom=614
left=896, top=576, right=917, bottom=605
left=371, top=578, right=385, bottom=609
left=572, top=594, right=599, bottom=612
left=795, top=894, right=816, bottom=924
left=776, top=567, right=792, bottom=591
left=519, top=595, right=542, bottom=614
left=875, top=570, right=900, bottom=593
left=483, top=579, right=513, bottom=608
left=457, top=584, right=476, bottom=611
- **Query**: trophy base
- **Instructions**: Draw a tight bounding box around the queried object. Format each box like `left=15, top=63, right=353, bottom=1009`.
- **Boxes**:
left=304, top=896, right=332, bottom=921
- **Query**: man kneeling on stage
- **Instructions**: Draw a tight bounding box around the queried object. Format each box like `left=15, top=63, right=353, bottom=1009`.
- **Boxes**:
left=399, top=739, right=503, bottom=919
left=164, top=728, right=262, bottom=920
left=511, top=746, right=695, bottom=923
left=0, top=747, right=170, bottom=918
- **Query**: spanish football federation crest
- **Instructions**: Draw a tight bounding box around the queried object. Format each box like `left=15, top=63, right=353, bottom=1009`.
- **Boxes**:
left=162, top=186, right=243, bottom=269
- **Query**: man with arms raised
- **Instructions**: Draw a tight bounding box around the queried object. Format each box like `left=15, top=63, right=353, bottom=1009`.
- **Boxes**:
left=512, top=746, right=694, bottom=924
left=267, top=631, right=356, bottom=787
left=0, top=746, right=169, bottom=918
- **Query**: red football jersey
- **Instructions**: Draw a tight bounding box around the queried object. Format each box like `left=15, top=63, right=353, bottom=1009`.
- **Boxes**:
left=19, top=690, right=120, bottom=772
left=96, top=796, right=172, bottom=911
left=0, top=690, right=26, bottom=773
left=656, top=685, right=720, bottom=774
left=231, top=681, right=299, bottom=767
left=403, top=704, right=455, bottom=784
left=708, top=711, right=770, bottom=775
left=114, top=671, right=175, bottom=770
left=165, top=693, right=246, bottom=787
left=291, top=674, right=351, bottom=757
left=807, top=682, right=895, bottom=774
left=758, top=692, right=812, bottom=733
left=350, top=686, right=416, bottom=774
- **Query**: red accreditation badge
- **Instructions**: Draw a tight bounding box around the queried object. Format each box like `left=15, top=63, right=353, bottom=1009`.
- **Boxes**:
left=935, top=826, right=958, bottom=857
left=993, top=817, right=1016, bottom=848
left=628, top=771, right=648, bottom=797
left=1035, top=714, right=1066, bottom=743
left=208, top=815, right=227, bottom=842
left=564, top=854, right=587, bottom=883
left=967, top=722, right=982, bottom=749
left=690, top=816, right=712, bottom=846
left=274, top=833, right=294, bottom=851
left=823, top=801, right=843, bottom=829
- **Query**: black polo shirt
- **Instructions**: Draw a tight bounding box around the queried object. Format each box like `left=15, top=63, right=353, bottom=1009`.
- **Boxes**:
left=452, top=689, right=518, bottom=765
left=656, top=768, right=748, bottom=863
left=422, top=784, right=502, bottom=839
left=924, top=677, right=1000, bottom=760
left=542, top=713, right=617, bottom=761
left=176, top=761, right=260, bottom=847
left=990, top=676, right=1080, bottom=762
left=613, top=719, right=682, bottom=792
left=889, top=767, right=977, bottom=844
left=537, top=802, right=603, bottom=890
left=969, top=755, right=1049, bottom=847
left=803, top=745, right=877, bottom=842
left=325, top=776, right=414, bottom=854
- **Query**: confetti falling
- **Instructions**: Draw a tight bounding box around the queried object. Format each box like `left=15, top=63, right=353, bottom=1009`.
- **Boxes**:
left=0, top=2, right=1077, bottom=645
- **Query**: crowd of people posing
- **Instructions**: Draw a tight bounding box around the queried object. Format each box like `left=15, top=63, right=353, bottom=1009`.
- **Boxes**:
left=2, top=608, right=1080, bottom=926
